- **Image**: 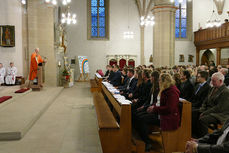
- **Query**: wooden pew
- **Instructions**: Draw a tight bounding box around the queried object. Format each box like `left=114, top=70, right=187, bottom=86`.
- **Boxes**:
left=90, top=73, right=103, bottom=92
left=93, top=83, right=145, bottom=153
left=149, top=100, right=191, bottom=153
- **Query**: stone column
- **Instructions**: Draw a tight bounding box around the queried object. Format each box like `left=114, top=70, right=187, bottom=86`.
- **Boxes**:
left=27, top=0, right=57, bottom=86
left=152, top=0, right=177, bottom=67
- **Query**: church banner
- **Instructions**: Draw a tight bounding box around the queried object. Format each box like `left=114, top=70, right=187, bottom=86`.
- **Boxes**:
left=78, top=56, right=89, bottom=74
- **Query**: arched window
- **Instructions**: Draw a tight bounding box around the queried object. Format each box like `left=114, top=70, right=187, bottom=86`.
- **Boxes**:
left=88, top=0, right=109, bottom=40
left=175, top=0, right=187, bottom=38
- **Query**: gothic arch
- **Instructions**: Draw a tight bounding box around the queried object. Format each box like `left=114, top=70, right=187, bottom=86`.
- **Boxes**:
left=201, top=49, right=215, bottom=65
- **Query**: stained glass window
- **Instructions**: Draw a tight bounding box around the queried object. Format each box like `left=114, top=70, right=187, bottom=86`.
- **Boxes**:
left=175, top=0, right=187, bottom=38
left=89, top=0, right=107, bottom=38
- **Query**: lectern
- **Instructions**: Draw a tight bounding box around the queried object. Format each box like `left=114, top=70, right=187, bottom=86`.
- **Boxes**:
left=31, top=63, right=45, bottom=91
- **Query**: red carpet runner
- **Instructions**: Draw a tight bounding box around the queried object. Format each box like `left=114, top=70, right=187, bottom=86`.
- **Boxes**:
left=0, top=96, right=12, bottom=104
left=15, top=88, right=30, bottom=93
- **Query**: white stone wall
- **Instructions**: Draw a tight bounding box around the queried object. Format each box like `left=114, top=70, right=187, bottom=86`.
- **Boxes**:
left=66, top=0, right=141, bottom=78
left=0, top=0, right=23, bottom=76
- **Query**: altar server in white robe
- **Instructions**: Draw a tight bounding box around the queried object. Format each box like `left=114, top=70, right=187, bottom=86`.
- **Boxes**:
left=5, top=62, right=17, bottom=85
left=0, top=63, right=6, bottom=85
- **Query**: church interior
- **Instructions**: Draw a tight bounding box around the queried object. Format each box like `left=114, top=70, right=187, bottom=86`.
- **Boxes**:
left=0, top=0, right=229, bottom=153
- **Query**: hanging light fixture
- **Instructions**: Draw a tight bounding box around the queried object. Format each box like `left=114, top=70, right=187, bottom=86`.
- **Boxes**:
left=21, top=0, right=26, bottom=5
left=140, top=15, right=155, bottom=27
left=61, top=12, right=77, bottom=25
left=45, top=0, right=57, bottom=5
left=206, top=10, right=221, bottom=28
left=123, top=30, right=134, bottom=39
left=62, top=0, right=71, bottom=5
left=44, top=0, right=73, bottom=6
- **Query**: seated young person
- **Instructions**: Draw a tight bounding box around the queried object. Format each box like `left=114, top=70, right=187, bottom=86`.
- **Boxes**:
left=109, top=65, right=122, bottom=86
left=191, top=71, right=210, bottom=109
left=134, top=73, right=180, bottom=151
left=131, top=69, right=153, bottom=109
left=107, top=66, right=115, bottom=81
left=129, top=69, right=144, bottom=100
left=104, top=65, right=112, bottom=78
left=132, top=70, right=160, bottom=130
left=117, top=68, right=129, bottom=89
left=120, top=68, right=137, bottom=98
left=180, top=70, right=194, bottom=101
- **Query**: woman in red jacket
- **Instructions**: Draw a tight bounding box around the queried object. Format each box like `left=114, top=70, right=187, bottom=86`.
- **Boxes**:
left=135, top=73, right=180, bottom=151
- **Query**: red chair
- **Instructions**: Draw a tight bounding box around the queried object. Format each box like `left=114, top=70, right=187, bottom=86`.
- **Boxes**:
left=119, top=59, right=126, bottom=70
left=128, top=59, right=135, bottom=68
left=109, top=59, right=117, bottom=66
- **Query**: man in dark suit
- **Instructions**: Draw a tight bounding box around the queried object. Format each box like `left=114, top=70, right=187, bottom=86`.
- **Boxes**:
left=120, top=68, right=137, bottom=98
left=104, top=65, right=112, bottom=78
left=117, top=68, right=129, bottom=90
left=192, top=71, right=210, bottom=137
left=191, top=71, right=210, bottom=108
left=198, top=72, right=229, bottom=137
left=109, top=65, right=122, bottom=86
left=180, top=70, right=194, bottom=101
left=107, top=66, right=114, bottom=81
left=186, top=118, right=229, bottom=153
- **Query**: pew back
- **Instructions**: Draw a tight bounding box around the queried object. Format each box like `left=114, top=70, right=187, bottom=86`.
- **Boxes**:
left=149, top=100, right=191, bottom=153
left=93, top=83, right=132, bottom=153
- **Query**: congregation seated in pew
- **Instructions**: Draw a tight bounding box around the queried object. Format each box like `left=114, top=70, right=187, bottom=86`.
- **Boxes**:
left=133, top=73, right=180, bottom=151
left=97, top=63, right=229, bottom=152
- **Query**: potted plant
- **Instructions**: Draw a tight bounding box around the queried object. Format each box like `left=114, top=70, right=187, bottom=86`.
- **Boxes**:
left=62, top=69, right=70, bottom=81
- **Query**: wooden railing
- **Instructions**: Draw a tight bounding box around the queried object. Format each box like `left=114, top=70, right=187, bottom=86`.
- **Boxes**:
left=194, top=22, right=229, bottom=49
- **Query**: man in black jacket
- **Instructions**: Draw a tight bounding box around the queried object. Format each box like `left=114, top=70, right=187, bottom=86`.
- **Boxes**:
left=117, top=68, right=129, bottom=90
left=186, top=118, right=229, bottom=153
left=120, top=69, right=137, bottom=98
left=110, top=65, right=122, bottom=86
left=192, top=71, right=210, bottom=137
left=104, top=65, right=112, bottom=78
left=191, top=71, right=210, bottom=108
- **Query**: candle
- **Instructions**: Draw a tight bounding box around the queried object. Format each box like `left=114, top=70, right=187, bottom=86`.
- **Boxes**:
left=58, top=61, right=61, bottom=66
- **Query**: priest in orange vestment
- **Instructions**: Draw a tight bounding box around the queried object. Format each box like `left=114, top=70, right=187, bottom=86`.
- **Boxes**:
left=29, top=48, right=44, bottom=83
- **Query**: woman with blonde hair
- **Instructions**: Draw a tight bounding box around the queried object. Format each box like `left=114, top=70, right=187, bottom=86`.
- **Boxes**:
left=135, top=73, right=180, bottom=151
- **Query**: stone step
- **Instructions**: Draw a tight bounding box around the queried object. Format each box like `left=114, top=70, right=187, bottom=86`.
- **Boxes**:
left=0, top=87, right=63, bottom=140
